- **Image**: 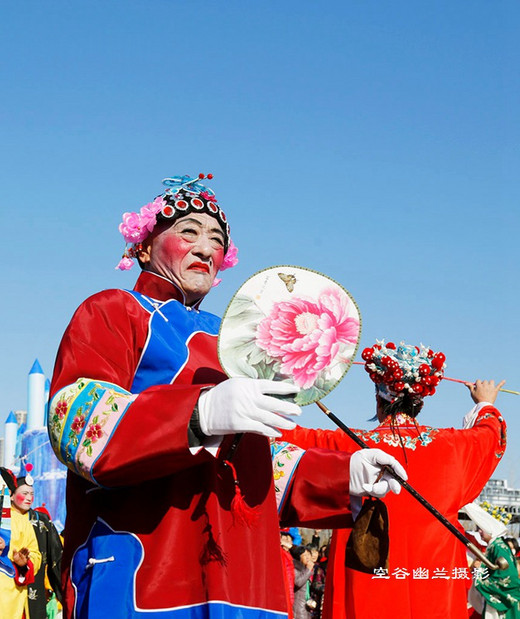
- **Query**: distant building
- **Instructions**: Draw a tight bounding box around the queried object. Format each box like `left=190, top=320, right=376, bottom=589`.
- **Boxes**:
left=478, top=479, right=520, bottom=517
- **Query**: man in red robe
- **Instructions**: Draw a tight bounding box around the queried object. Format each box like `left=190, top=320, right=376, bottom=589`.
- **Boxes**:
left=48, top=176, right=405, bottom=619
left=283, top=340, right=507, bottom=619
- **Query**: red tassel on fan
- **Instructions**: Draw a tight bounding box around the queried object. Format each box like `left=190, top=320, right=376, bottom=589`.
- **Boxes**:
left=223, top=459, right=259, bottom=527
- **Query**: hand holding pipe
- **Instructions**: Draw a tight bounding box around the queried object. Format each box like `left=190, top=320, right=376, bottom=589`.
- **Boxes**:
left=316, top=401, right=508, bottom=571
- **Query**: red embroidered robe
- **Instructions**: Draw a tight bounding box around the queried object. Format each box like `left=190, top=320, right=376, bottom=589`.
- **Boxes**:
left=283, top=408, right=506, bottom=619
left=48, top=271, right=354, bottom=619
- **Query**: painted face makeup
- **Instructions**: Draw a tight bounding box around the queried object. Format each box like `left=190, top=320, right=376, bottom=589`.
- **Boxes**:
left=12, top=484, right=34, bottom=513
left=145, top=213, right=225, bottom=304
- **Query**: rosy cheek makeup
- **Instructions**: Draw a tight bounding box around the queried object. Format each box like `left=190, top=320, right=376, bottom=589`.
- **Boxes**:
left=162, top=236, right=190, bottom=257
left=213, top=248, right=225, bottom=266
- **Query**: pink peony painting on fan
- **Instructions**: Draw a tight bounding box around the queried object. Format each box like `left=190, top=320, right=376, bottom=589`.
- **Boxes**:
left=218, top=266, right=362, bottom=405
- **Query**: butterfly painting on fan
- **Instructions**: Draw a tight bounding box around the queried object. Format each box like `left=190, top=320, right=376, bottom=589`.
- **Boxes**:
left=278, top=272, right=296, bottom=293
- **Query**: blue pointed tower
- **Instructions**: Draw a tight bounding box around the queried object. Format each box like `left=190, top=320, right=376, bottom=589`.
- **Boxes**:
left=27, top=359, right=45, bottom=431
left=3, top=412, right=18, bottom=469
left=21, top=360, right=67, bottom=530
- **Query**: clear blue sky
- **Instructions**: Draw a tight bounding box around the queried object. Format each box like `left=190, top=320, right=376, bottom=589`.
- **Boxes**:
left=1, top=1, right=518, bottom=481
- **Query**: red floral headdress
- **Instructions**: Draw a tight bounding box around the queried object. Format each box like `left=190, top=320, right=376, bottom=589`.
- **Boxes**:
left=361, top=340, right=446, bottom=401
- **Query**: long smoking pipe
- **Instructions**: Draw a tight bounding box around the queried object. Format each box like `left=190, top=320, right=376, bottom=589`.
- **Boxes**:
left=316, top=401, right=508, bottom=571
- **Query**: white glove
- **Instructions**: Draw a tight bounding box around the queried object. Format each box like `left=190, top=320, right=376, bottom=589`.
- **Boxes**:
left=198, top=377, right=301, bottom=438
left=349, top=448, right=407, bottom=498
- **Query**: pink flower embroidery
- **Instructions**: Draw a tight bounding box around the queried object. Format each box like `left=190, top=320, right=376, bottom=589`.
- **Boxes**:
left=85, top=423, right=103, bottom=442
left=71, top=414, right=86, bottom=434
left=220, top=239, right=238, bottom=271
left=55, top=400, right=68, bottom=419
left=256, top=288, right=360, bottom=389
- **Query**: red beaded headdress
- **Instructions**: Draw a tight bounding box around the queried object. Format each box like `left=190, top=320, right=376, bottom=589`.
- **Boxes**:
left=361, top=340, right=446, bottom=401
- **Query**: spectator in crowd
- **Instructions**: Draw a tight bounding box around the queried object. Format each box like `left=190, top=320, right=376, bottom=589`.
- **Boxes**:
left=291, top=545, right=315, bottom=619
left=281, top=529, right=296, bottom=619
left=306, top=544, right=319, bottom=564
left=309, top=543, right=329, bottom=619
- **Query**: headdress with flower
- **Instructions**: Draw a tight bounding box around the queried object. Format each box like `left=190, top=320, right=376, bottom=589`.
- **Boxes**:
left=116, top=174, right=238, bottom=280
left=361, top=340, right=446, bottom=402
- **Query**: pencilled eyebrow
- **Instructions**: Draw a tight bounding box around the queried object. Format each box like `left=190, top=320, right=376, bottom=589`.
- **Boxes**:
left=176, top=217, right=225, bottom=239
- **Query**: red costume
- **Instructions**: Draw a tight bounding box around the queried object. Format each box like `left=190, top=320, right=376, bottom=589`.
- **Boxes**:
left=48, top=271, right=354, bottom=619
left=283, top=406, right=506, bottom=619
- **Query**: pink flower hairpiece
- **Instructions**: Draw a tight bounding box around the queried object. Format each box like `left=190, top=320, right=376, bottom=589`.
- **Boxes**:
left=219, top=239, right=238, bottom=271
left=115, top=256, right=135, bottom=271
left=119, top=197, right=166, bottom=245
left=211, top=240, right=239, bottom=287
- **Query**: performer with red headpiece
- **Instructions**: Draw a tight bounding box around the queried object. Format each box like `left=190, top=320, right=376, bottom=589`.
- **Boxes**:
left=0, top=465, right=42, bottom=619
left=283, top=340, right=507, bottom=619
left=47, top=175, right=405, bottom=619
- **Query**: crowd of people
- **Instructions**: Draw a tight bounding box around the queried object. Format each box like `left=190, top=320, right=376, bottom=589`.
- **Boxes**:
left=1, top=172, right=519, bottom=618
left=280, top=524, right=520, bottom=619
left=280, top=529, right=330, bottom=619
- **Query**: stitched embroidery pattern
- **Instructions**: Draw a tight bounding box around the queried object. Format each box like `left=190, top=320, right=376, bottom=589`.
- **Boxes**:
left=75, top=390, right=137, bottom=481
left=48, top=380, right=88, bottom=453
left=476, top=410, right=506, bottom=459
left=351, top=414, right=440, bottom=450
left=49, top=379, right=136, bottom=483
left=271, top=441, right=305, bottom=513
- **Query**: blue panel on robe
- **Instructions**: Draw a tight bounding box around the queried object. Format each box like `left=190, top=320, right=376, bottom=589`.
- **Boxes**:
left=125, top=291, right=220, bottom=394
left=0, top=529, right=15, bottom=577
left=71, top=519, right=287, bottom=618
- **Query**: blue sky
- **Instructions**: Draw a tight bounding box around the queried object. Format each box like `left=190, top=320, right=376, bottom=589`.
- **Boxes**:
left=1, top=1, right=518, bottom=481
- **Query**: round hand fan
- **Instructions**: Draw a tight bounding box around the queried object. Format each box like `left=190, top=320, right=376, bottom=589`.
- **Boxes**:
left=218, top=265, right=362, bottom=406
